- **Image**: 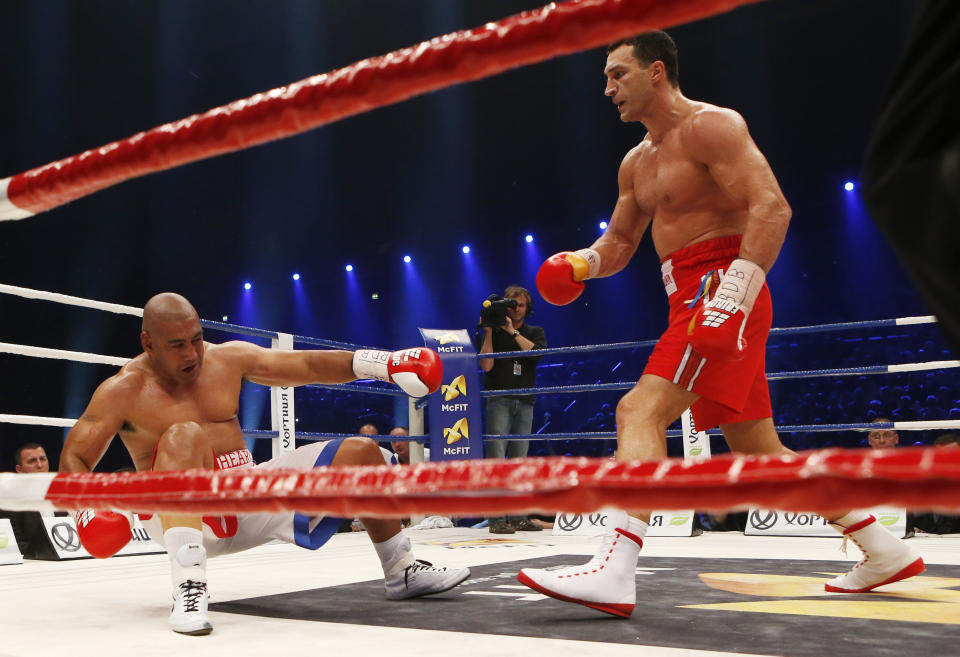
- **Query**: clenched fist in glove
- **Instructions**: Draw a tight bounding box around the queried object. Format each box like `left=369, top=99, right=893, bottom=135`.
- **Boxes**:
left=687, top=258, right=765, bottom=361
left=352, top=347, right=443, bottom=397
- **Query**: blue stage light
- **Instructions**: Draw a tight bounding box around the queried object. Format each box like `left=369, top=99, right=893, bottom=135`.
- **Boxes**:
left=599, top=220, right=608, bottom=230
left=345, top=264, right=353, bottom=272
left=462, top=245, right=471, bottom=254
left=243, top=282, right=252, bottom=291
left=292, top=273, right=300, bottom=281
left=844, top=181, right=855, bottom=191
left=403, top=255, right=412, bottom=263
left=525, top=234, right=534, bottom=243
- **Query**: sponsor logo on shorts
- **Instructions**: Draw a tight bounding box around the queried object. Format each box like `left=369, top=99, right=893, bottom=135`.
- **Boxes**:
left=216, top=449, right=254, bottom=470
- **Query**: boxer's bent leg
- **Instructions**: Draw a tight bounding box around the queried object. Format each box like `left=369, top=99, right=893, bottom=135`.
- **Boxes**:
left=154, top=422, right=215, bottom=533
left=153, top=422, right=214, bottom=635
left=617, top=374, right=699, bottom=523
left=330, top=437, right=403, bottom=543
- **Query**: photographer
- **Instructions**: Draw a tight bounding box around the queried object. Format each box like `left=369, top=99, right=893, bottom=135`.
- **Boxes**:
left=477, top=285, right=547, bottom=534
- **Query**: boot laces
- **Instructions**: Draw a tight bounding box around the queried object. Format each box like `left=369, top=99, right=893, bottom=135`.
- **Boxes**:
left=177, top=580, right=207, bottom=613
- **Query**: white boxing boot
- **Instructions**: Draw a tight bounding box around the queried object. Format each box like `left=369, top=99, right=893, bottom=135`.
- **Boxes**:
left=377, top=532, right=470, bottom=600
left=517, top=516, right=645, bottom=618
left=169, top=543, right=212, bottom=635
left=384, top=559, right=471, bottom=599
left=825, top=513, right=925, bottom=593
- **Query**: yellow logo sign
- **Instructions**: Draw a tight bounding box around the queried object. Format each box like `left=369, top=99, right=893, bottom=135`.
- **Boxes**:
left=441, top=375, right=466, bottom=401
left=443, top=417, right=469, bottom=444
left=436, top=332, right=460, bottom=345
left=685, top=572, right=960, bottom=624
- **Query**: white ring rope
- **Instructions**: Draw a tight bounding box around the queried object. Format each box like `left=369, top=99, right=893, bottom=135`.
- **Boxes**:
left=0, top=341, right=130, bottom=367
left=0, top=283, right=143, bottom=317
left=0, top=414, right=76, bottom=428
left=1, top=283, right=956, bottom=438
left=886, top=360, right=960, bottom=373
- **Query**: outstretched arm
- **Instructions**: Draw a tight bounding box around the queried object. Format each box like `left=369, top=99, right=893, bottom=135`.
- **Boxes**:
left=227, top=341, right=355, bottom=387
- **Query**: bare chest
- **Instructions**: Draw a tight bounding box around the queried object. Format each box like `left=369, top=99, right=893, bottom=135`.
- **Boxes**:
left=631, top=142, right=725, bottom=216
left=121, top=378, right=240, bottom=443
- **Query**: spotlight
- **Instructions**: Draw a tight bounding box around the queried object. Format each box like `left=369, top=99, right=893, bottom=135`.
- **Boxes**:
left=292, top=273, right=300, bottom=281
left=243, top=282, right=252, bottom=291
left=461, top=245, right=471, bottom=254
left=222, top=315, right=228, bottom=322
left=844, top=181, right=855, bottom=192
left=525, top=234, right=534, bottom=243
left=345, top=264, right=353, bottom=272
left=371, top=293, right=379, bottom=300
left=403, top=255, right=412, bottom=263
left=599, top=221, right=608, bottom=230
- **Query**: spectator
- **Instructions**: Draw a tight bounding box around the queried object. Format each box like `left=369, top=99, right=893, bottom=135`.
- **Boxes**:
left=389, top=426, right=430, bottom=465
left=0, top=443, right=65, bottom=558
left=934, top=433, right=960, bottom=448
left=867, top=418, right=899, bottom=449
left=478, top=285, right=547, bottom=534
left=358, top=423, right=379, bottom=436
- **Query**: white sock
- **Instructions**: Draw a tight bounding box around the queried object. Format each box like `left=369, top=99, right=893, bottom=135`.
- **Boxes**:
left=374, top=532, right=415, bottom=577
left=164, top=527, right=206, bottom=585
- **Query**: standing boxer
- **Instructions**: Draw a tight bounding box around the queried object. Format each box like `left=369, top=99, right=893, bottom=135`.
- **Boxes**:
left=520, top=31, right=923, bottom=617
left=60, top=293, right=469, bottom=635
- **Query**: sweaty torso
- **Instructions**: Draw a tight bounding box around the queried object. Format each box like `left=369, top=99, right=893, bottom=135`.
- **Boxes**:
left=116, top=345, right=247, bottom=471
left=631, top=102, right=748, bottom=259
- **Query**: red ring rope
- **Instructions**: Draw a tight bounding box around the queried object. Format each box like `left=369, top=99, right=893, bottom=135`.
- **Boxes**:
left=1, top=0, right=763, bottom=219
left=30, top=447, right=960, bottom=517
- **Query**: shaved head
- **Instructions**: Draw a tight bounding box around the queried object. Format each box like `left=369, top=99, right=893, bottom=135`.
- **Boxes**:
left=142, top=293, right=198, bottom=334
left=140, top=292, right=205, bottom=383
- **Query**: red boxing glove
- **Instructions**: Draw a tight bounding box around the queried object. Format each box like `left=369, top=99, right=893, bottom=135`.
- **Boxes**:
left=352, top=347, right=443, bottom=397
left=537, top=249, right=600, bottom=306
left=74, top=508, right=133, bottom=559
left=688, top=259, right=765, bottom=361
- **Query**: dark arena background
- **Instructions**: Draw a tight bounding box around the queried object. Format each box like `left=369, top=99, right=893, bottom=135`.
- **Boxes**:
left=2, top=2, right=959, bottom=656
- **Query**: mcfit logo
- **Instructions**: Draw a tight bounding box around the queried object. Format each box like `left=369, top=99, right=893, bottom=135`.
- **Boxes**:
left=436, top=332, right=460, bottom=346
left=441, top=375, right=466, bottom=401
left=444, top=418, right=468, bottom=444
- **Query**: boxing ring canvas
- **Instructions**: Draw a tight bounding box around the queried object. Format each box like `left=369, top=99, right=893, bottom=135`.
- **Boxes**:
left=3, top=528, right=959, bottom=657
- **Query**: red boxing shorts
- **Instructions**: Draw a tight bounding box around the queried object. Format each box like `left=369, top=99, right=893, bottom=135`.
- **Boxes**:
left=643, top=235, right=773, bottom=431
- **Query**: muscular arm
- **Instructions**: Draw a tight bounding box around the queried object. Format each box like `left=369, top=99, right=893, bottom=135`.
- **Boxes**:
left=225, top=341, right=356, bottom=387
left=588, top=148, right=653, bottom=277
left=689, top=108, right=792, bottom=271
left=60, top=378, right=127, bottom=473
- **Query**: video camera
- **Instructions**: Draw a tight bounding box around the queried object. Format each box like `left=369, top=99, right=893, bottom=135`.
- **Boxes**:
left=479, top=294, right=518, bottom=328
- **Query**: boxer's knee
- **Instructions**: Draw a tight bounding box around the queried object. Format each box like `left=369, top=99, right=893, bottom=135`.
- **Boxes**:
left=155, top=422, right=210, bottom=470
left=332, top=436, right=383, bottom=466
left=616, top=388, right=662, bottom=431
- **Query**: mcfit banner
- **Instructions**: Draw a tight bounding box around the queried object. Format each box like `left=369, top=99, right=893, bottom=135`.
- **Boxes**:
left=419, top=328, right=483, bottom=461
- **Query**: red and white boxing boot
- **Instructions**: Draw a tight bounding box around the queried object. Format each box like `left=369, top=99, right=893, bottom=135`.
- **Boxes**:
left=824, top=512, right=925, bottom=593
left=517, top=515, right=646, bottom=618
